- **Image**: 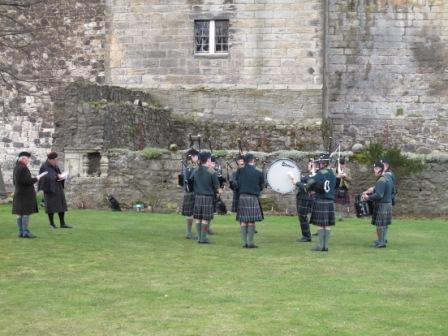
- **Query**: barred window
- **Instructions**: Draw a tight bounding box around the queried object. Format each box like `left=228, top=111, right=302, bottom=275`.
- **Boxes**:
left=194, top=20, right=229, bottom=55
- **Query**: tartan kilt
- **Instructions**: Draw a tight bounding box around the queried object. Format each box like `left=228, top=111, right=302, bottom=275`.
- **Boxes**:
left=310, top=198, right=335, bottom=227
left=193, top=195, right=215, bottom=221
left=335, top=187, right=350, bottom=205
left=181, top=192, right=195, bottom=217
left=296, top=194, right=313, bottom=218
left=237, top=194, right=263, bottom=223
left=371, top=202, right=392, bottom=227
left=231, top=191, right=239, bottom=213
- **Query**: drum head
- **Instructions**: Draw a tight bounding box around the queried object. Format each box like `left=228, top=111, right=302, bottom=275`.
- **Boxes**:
left=267, top=159, right=301, bottom=194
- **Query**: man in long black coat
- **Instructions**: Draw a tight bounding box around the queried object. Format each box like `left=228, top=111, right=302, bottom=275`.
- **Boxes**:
left=38, top=152, right=71, bottom=229
left=12, top=151, right=45, bottom=238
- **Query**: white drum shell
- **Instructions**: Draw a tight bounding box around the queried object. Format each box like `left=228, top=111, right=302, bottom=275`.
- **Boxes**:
left=266, top=159, right=301, bottom=194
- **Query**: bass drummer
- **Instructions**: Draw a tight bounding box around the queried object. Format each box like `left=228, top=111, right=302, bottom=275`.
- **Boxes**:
left=293, top=158, right=316, bottom=243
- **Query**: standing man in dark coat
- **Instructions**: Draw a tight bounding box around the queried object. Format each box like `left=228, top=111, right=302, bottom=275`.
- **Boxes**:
left=12, top=151, right=47, bottom=238
left=38, top=152, right=71, bottom=229
left=235, top=153, right=265, bottom=248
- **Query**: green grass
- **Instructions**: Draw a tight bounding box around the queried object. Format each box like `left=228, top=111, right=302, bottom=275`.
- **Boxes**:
left=0, top=204, right=447, bottom=336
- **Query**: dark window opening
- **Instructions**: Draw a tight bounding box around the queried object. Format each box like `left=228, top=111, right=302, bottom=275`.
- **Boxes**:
left=87, top=152, right=101, bottom=177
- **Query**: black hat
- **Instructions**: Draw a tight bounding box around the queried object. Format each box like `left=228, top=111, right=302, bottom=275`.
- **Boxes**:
left=18, top=151, right=31, bottom=157
left=211, top=155, right=217, bottom=163
left=339, top=158, right=346, bottom=164
left=187, top=148, right=199, bottom=156
left=373, top=160, right=384, bottom=169
left=199, top=151, right=211, bottom=162
left=243, top=153, right=254, bottom=163
left=319, top=153, right=330, bottom=161
left=47, top=152, right=58, bottom=160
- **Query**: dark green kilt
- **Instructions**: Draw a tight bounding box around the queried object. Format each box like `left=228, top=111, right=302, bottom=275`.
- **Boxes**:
left=371, top=202, right=392, bottom=227
left=237, top=194, right=263, bottom=223
left=193, top=195, right=214, bottom=221
left=310, top=198, right=335, bottom=227
left=181, top=192, right=195, bottom=216
left=296, top=194, right=313, bottom=218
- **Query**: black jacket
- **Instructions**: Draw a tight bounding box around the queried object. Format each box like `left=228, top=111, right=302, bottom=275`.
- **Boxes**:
left=12, top=163, right=38, bottom=215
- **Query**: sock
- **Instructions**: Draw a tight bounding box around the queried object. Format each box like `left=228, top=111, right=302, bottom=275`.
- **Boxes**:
left=240, top=225, right=248, bottom=245
left=58, top=212, right=65, bottom=226
left=196, top=223, right=202, bottom=240
left=247, top=225, right=255, bottom=246
left=16, top=217, right=23, bottom=235
left=323, top=229, right=331, bottom=250
left=48, top=213, right=55, bottom=226
left=21, top=215, right=30, bottom=234
left=378, top=227, right=386, bottom=246
left=315, top=229, right=324, bottom=250
left=201, top=224, right=208, bottom=242
left=186, top=218, right=193, bottom=236
left=384, top=226, right=389, bottom=243
left=299, top=218, right=311, bottom=238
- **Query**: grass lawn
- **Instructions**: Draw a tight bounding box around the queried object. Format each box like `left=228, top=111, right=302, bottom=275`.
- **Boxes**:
left=0, top=204, right=447, bottom=336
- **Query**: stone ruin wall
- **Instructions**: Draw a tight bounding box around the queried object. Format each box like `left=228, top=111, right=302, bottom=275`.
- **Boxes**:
left=64, top=149, right=448, bottom=218
left=327, top=0, right=448, bottom=153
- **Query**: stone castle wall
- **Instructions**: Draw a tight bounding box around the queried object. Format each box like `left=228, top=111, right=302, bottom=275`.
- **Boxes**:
left=106, top=0, right=325, bottom=121
left=326, top=0, right=448, bottom=153
left=0, top=0, right=106, bottom=189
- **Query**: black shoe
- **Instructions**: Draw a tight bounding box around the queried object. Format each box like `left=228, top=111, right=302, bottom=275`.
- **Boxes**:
left=375, top=244, right=386, bottom=248
left=297, top=237, right=312, bottom=242
left=198, top=239, right=211, bottom=244
left=18, top=233, right=23, bottom=238
left=311, top=246, right=324, bottom=251
left=60, top=224, right=72, bottom=229
left=23, top=233, right=37, bottom=239
left=49, top=223, right=57, bottom=229
left=247, top=244, right=258, bottom=248
left=242, top=244, right=248, bottom=248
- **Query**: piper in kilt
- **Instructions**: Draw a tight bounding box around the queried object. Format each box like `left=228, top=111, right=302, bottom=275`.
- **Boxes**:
left=191, top=151, right=220, bottom=244
left=181, top=148, right=199, bottom=239
left=235, top=153, right=264, bottom=248
left=292, top=153, right=336, bottom=252
left=207, top=155, right=225, bottom=235
left=362, top=160, right=393, bottom=248
left=381, top=158, right=396, bottom=244
left=230, top=154, right=245, bottom=214
left=334, top=158, right=351, bottom=221
left=294, top=158, right=316, bottom=242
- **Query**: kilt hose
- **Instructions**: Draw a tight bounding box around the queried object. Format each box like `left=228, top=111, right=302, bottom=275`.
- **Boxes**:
left=181, top=192, right=195, bottom=217
left=335, top=187, right=350, bottom=205
left=237, top=194, right=263, bottom=223
left=193, top=195, right=215, bottom=221
left=310, top=198, right=335, bottom=227
left=371, top=202, right=392, bottom=227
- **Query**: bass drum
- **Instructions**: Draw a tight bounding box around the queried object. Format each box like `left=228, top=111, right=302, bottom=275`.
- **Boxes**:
left=266, top=158, right=301, bottom=194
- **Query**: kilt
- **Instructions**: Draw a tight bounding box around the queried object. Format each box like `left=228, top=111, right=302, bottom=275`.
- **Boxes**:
left=335, top=187, right=350, bottom=205
left=237, top=194, right=263, bottom=223
left=371, top=202, right=392, bottom=227
left=296, top=194, right=313, bottom=218
left=181, top=192, right=195, bottom=217
left=231, top=191, right=239, bottom=213
left=310, top=198, right=335, bottom=227
left=193, top=195, right=215, bottom=221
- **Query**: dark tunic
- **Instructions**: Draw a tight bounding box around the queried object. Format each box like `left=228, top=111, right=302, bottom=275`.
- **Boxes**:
left=235, top=165, right=264, bottom=222
left=368, top=175, right=393, bottom=227
left=304, top=168, right=336, bottom=227
left=38, top=161, right=68, bottom=214
left=12, top=163, right=38, bottom=215
left=192, top=165, right=219, bottom=221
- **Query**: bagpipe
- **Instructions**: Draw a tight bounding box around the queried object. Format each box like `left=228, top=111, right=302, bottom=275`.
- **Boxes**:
left=354, top=194, right=373, bottom=217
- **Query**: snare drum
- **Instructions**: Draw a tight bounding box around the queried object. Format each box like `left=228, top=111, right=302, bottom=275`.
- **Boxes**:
left=266, top=158, right=301, bottom=194
left=354, top=194, right=372, bottom=217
